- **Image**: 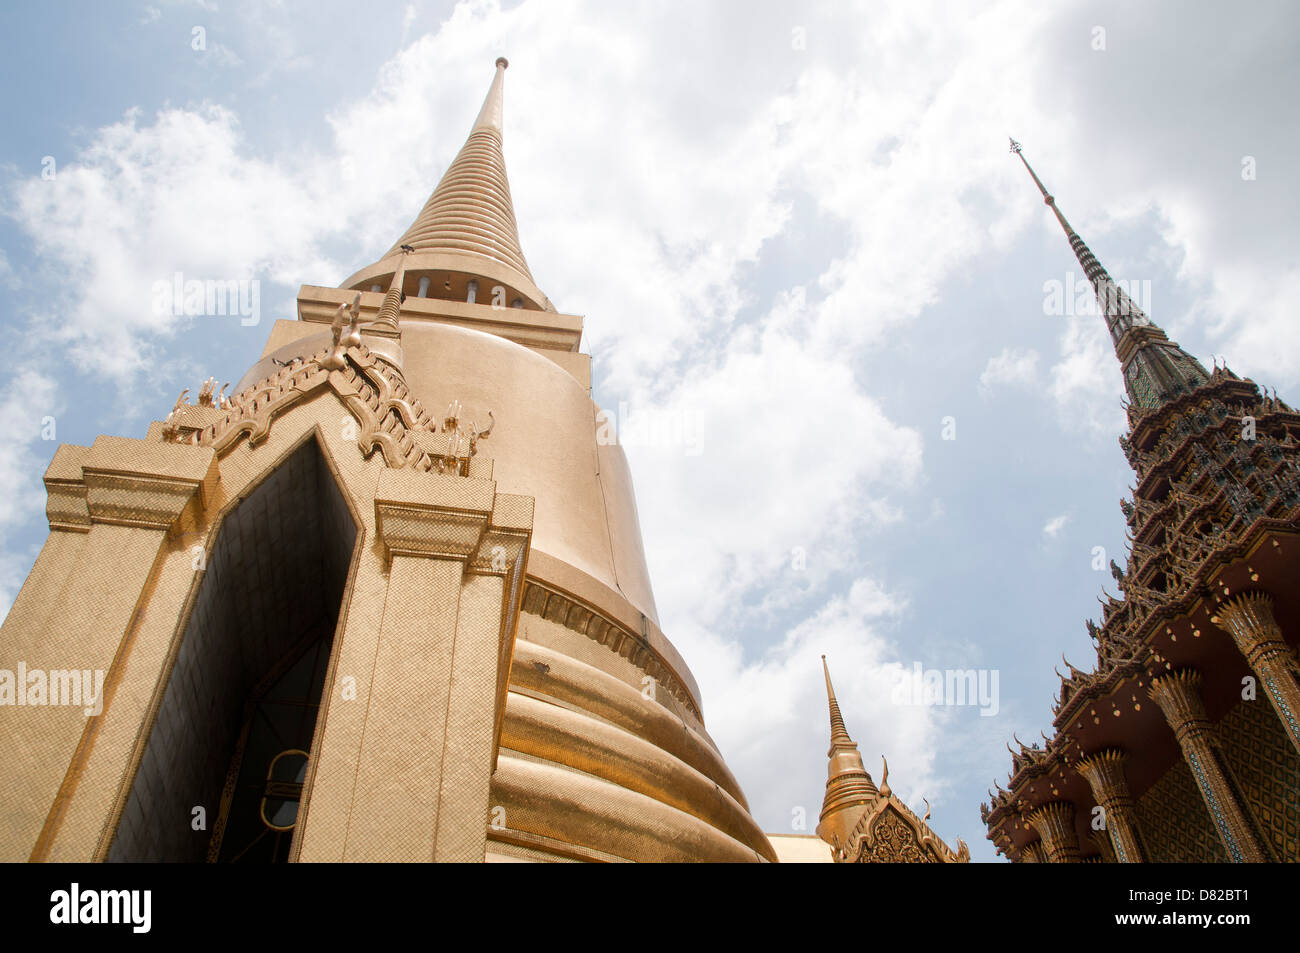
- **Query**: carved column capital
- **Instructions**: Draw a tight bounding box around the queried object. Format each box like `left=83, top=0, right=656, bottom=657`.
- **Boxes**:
left=468, top=493, right=534, bottom=577
left=44, top=444, right=92, bottom=531
left=1025, top=801, right=1081, bottom=863
left=373, top=470, right=495, bottom=561
left=1214, top=591, right=1300, bottom=756
left=1148, top=668, right=1210, bottom=744
left=1216, top=592, right=1286, bottom=665
left=1076, top=748, right=1146, bottom=863
left=80, top=435, right=219, bottom=532
left=1076, top=748, right=1132, bottom=807
left=1021, top=839, right=1048, bottom=863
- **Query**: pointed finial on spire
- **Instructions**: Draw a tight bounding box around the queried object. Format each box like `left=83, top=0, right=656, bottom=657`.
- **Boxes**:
left=822, top=654, right=853, bottom=746
left=1008, top=137, right=1073, bottom=232
left=472, top=55, right=509, bottom=133
left=1009, top=140, right=1211, bottom=411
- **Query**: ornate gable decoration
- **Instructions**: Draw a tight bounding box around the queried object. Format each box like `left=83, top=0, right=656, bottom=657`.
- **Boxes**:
left=843, top=799, right=970, bottom=864
left=836, top=761, right=969, bottom=864
left=852, top=804, right=931, bottom=863
left=161, top=298, right=493, bottom=476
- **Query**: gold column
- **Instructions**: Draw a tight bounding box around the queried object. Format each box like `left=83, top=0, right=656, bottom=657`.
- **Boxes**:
left=341, top=469, right=531, bottom=862
left=1025, top=801, right=1081, bottom=863
left=1215, top=592, right=1300, bottom=757
left=4, top=437, right=219, bottom=861
left=1075, top=749, right=1147, bottom=863
left=1148, top=668, right=1273, bottom=862
left=342, top=550, right=461, bottom=861
left=432, top=493, right=530, bottom=861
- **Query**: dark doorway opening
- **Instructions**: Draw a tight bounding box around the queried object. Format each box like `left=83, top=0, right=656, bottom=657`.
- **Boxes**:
left=109, top=436, right=357, bottom=862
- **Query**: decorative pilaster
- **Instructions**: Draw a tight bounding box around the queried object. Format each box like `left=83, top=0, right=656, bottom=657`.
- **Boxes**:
left=340, top=468, right=532, bottom=862
left=10, top=434, right=219, bottom=860
left=1025, top=801, right=1081, bottom=863
left=1148, top=668, right=1273, bottom=862
left=1075, top=749, right=1147, bottom=863
left=1215, top=592, right=1300, bottom=757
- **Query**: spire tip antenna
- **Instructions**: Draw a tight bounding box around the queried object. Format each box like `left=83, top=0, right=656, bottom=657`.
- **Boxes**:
left=495, top=56, right=509, bottom=70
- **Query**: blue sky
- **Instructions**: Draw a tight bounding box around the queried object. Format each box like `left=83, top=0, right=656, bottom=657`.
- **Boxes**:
left=2, top=0, right=1298, bottom=860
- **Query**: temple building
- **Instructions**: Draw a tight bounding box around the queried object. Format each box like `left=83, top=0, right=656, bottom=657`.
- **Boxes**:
left=982, top=142, right=1300, bottom=863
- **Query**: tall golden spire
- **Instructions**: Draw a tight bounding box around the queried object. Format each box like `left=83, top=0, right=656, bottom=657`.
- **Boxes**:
left=822, top=654, right=853, bottom=747
left=1009, top=138, right=1210, bottom=411
left=386, top=58, right=536, bottom=282
left=815, top=656, right=878, bottom=848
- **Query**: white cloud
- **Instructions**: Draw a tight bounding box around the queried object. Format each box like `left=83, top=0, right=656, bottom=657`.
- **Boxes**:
left=629, top=320, right=923, bottom=633
left=1047, top=310, right=1126, bottom=435
left=979, top=346, right=1040, bottom=394
left=8, top=104, right=345, bottom=381
left=1042, top=513, right=1070, bottom=538
left=1205, top=268, right=1300, bottom=384
left=0, top=370, right=61, bottom=530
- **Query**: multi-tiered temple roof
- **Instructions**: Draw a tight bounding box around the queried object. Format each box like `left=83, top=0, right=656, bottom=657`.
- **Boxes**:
left=983, top=145, right=1300, bottom=863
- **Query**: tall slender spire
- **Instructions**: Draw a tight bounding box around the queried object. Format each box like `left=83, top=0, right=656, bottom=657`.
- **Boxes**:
left=1010, top=138, right=1210, bottom=412
left=822, top=655, right=853, bottom=747
left=815, top=656, right=878, bottom=848
left=386, top=58, right=535, bottom=282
